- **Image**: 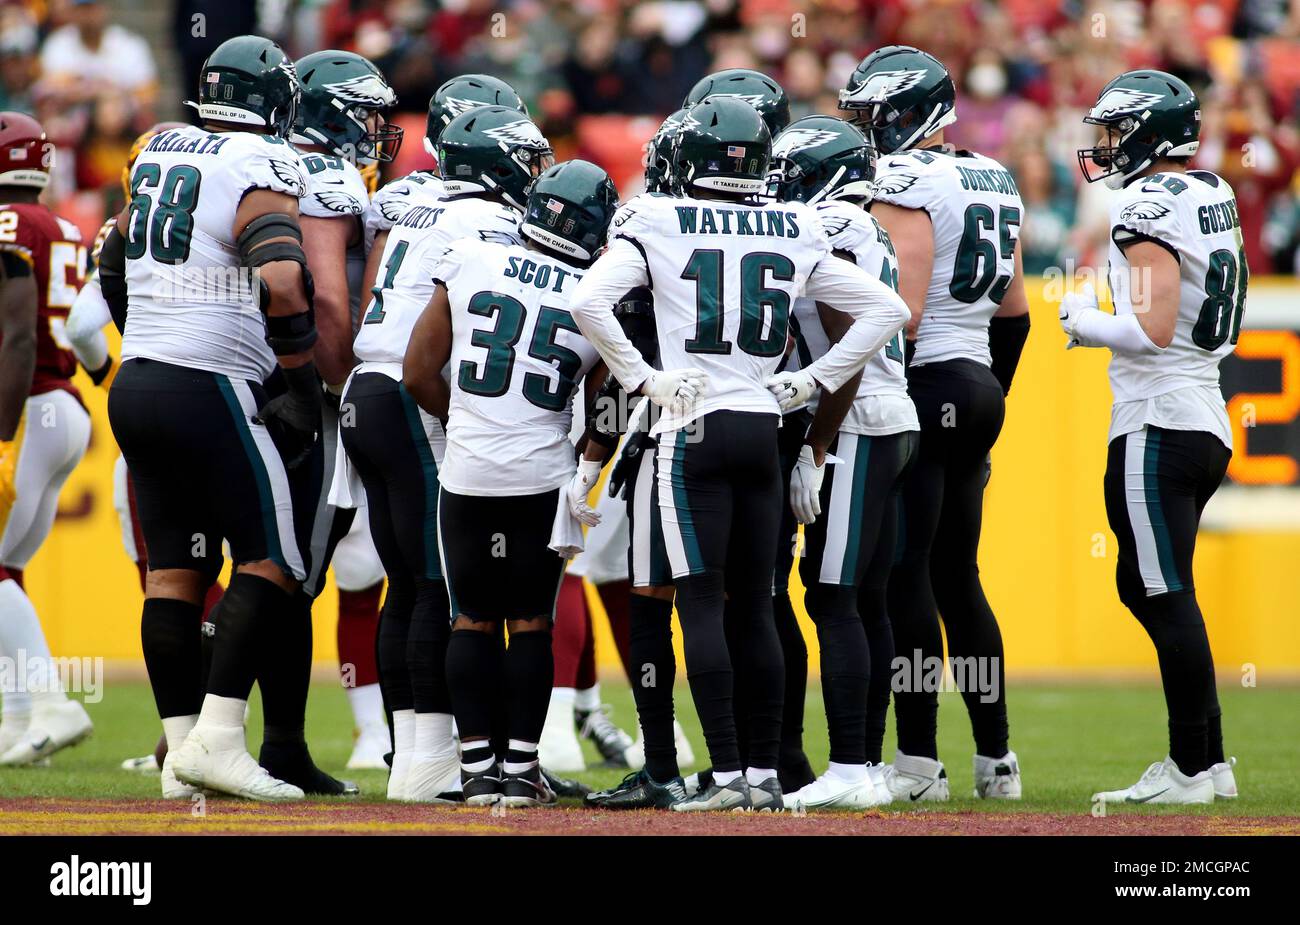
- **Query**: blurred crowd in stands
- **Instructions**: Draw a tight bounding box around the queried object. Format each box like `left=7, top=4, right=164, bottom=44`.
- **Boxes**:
left=5, top=0, right=1300, bottom=273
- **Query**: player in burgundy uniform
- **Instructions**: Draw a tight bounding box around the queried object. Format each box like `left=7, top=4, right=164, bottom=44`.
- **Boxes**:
left=0, top=112, right=94, bottom=765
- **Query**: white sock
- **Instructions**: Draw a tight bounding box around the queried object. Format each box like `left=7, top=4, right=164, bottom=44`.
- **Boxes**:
left=391, top=708, right=415, bottom=758
left=197, top=694, right=246, bottom=729
left=345, top=682, right=385, bottom=731
left=413, top=712, right=455, bottom=760
left=548, top=687, right=576, bottom=724
left=746, top=767, right=776, bottom=786
left=574, top=683, right=600, bottom=713
left=162, top=714, right=198, bottom=751
left=0, top=579, right=63, bottom=710
left=503, top=738, right=538, bottom=775
left=713, top=769, right=742, bottom=786
left=827, top=761, right=868, bottom=783
left=461, top=740, right=495, bottom=773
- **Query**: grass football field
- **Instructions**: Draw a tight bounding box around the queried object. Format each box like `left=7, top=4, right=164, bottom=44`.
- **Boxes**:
left=1, top=677, right=1297, bottom=835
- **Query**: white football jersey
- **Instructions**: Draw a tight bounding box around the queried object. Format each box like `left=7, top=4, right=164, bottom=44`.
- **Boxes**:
left=364, top=170, right=445, bottom=253
left=1105, top=170, right=1245, bottom=449
left=297, top=152, right=370, bottom=324
left=352, top=195, right=522, bottom=369
left=873, top=146, right=1023, bottom=368
left=608, top=192, right=833, bottom=426
left=788, top=200, right=917, bottom=435
left=436, top=238, right=601, bottom=496
left=122, top=126, right=307, bottom=382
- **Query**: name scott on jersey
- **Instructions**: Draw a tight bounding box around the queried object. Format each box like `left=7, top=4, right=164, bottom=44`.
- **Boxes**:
left=673, top=205, right=802, bottom=237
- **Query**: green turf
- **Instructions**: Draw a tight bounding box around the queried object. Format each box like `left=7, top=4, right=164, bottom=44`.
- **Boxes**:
left=2, top=679, right=1296, bottom=816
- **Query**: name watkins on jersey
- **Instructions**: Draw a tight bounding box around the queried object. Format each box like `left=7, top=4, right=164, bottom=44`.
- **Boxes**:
left=674, top=205, right=803, bottom=237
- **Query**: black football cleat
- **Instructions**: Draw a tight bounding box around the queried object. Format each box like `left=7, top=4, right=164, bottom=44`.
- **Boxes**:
left=462, top=766, right=503, bottom=806
left=501, top=765, right=557, bottom=808
left=541, top=767, right=590, bottom=798
left=575, top=707, right=635, bottom=767
left=258, top=741, right=359, bottom=796
left=585, top=770, right=686, bottom=809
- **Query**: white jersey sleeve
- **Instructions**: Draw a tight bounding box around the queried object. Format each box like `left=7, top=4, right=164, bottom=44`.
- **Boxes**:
left=1104, top=170, right=1245, bottom=449
left=364, top=171, right=445, bottom=252
left=122, top=127, right=308, bottom=382
left=298, top=153, right=368, bottom=219
left=438, top=238, right=601, bottom=496
left=873, top=147, right=1024, bottom=369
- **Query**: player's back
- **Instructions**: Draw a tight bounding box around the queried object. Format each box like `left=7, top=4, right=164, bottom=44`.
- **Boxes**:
left=1106, top=169, right=1246, bottom=446
left=0, top=201, right=86, bottom=397
left=437, top=237, right=599, bottom=496
left=363, top=169, right=444, bottom=252
left=873, top=146, right=1023, bottom=368
left=122, top=125, right=308, bottom=382
left=613, top=192, right=830, bottom=425
left=353, top=194, right=520, bottom=370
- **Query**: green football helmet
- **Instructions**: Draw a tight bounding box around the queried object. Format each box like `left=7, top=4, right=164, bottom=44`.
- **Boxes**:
left=426, top=74, right=527, bottom=157
left=838, top=45, right=955, bottom=155
left=522, top=159, right=619, bottom=264
left=671, top=97, right=771, bottom=197
left=769, top=115, right=876, bottom=204
left=292, top=50, right=402, bottom=164
left=644, top=108, right=687, bottom=194
left=683, top=68, right=790, bottom=137
left=1078, top=69, right=1201, bottom=190
left=437, top=105, right=553, bottom=210
left=186, top=35, right=300, bottom=137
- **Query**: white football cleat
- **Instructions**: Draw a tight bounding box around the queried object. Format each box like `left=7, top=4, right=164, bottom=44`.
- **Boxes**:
left=866, top=763, right=894, bottom=805
left=160, top=750, right=199, bottom=800
left=404, top=751, right=462, bottom=803
left=387, top=749, right=412, bottom=801
left=973, top=750, right=1022, bottom=799
left=538, top=692, right=585, bottom=773
left=1092, top=757, right=1214, bottom=806
left=170, top=724, right=303, bottom=801
left=624, top=720, right=695, bottom=772
left=0, top=699, right=92, bottom=765
left=121, top=754, right=162, bottom=774
left=345, top=721, right=390, bottom=771
left=1210, top=757, right=1238, bottom=799
left=784, top=770, right=885, bottom=811
left=0, top=712, right=31, bottom=759
left=881, top=752, right=950, bottom=802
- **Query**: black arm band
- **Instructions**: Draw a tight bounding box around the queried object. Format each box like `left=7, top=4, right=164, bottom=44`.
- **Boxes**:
left=87, top=357, right=114, bottom=386
left=98, top=227, right=129, bottom=334
left=265, top=307, right=318, bottom=355
left=0, top=250, right=32, bottom=277
left=904, top=336, right=916, bottom=369
left=614, top=287, right=658, bottom=366
left=586, top=375, right=625, bottom=450
left=988, top=313, right=1031, bottom=396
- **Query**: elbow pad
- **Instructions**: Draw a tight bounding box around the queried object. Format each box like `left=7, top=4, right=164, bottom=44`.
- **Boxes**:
left=586, top=375, right=625, bottom=451
left=238, top=213, right=317, bottom=354
left=98, top=227, right=129, bottom=334
left=988, top=313, right=1030, bottom=396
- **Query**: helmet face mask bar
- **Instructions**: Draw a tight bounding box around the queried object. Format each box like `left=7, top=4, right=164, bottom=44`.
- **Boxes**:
left=1076, top=70, right=1201, bottom=190
left=292, top=50, right=403, bottom=165
left=837, top=45, right=956, bottom=155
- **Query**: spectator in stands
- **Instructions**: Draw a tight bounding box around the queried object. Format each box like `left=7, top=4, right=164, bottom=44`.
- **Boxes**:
left=0, top=23, right=37, bottom=114
left=39, top=0, right=157, bottom=121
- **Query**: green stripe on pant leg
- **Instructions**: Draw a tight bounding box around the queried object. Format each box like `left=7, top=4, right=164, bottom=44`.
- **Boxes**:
left=838, top=434, right=872, bottom=583
left=215, top=376, right=285, bottom=570
left=1142, top=428, right=1183, bottom=593
left=671, top=429, right=705, bottom=575
left=398, top=384, right=442, bottom=580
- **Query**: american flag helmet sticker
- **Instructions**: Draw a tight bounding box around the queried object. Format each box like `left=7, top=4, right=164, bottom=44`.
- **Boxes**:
left=727, top=145, right=745, bottom=158
left=546, top=198, right=564, bottom=213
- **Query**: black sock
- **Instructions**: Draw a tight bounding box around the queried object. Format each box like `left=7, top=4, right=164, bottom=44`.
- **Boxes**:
left=676, top=569, right=740, bottom=773
left=773, top=587, right=811, bottom=788
left=629, top=594, right=678, bottom=781
left=140, top=597, right=203, bottom=718
left=887, top=569, right=941, bottom=760
left=1207, top=707, right=1225, bottom=766
left=809, top=586, right=869, bottom=766
left=206, top=573, right=288, bottom=701
left=1138, top=592, right=1215, bottom=775
left=445, top=628, right=500, bottom=742
left=859, top=584, right=894, bottom=765
left=259, top=590, right=312, bottom=744
left=733, top=584, right=784, bottom=774
left=407, top=577, right=452, bottom=714
left=377, top=577, right=414, bottom=713
left=505, top=628, right=553, bottom=746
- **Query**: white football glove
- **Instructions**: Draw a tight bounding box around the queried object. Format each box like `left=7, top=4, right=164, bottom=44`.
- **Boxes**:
left=764, top=369, right=819, bottom=413
left=642, top=368, right=708, bottom=415
left=1058, top=282, right=1100, bottom=349
left=789, top=444, right=826, bottom=525
left=565, top=457, right=604, bottom=527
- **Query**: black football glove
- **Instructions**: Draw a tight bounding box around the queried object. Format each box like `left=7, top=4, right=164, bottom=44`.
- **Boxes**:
left=608, top=430, right=655, bottom=500
left=254, top=363, right=323, bottom=471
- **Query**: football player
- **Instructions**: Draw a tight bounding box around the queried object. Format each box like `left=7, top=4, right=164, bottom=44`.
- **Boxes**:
left=262, top=48, right=400, bottom=791
left=0, top=112, right=94, bottom=765
left=103, top=35, right=316, bottom=801
left=402, top=159, right=618, bottom=807
left=568, top=96, right=911, bottom=811
left=840, top=45, right=1031, bottom=801
left=1066, top=70, right=1242, bottom=805
left=768, top=115, right=918, bottom=810
left=342, top=104, right=549, bottom=801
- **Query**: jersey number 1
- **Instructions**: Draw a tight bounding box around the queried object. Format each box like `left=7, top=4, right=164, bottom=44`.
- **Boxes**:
left=682, top=249, right=795, bottom=357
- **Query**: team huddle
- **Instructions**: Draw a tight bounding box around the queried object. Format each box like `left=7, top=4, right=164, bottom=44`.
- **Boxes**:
left=0, top=33, right=1246, bottom=811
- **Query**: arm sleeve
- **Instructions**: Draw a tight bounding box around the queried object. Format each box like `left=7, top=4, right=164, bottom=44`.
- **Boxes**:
left=65, top=275, right=111, bottom=371
left=1073, top=308, right=1163, bottom=356
left=800, top=253, right=912, bottom=392
left=567, top=236, right=654, bottom=393
left=988, top=312, right=1030, bottom=395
